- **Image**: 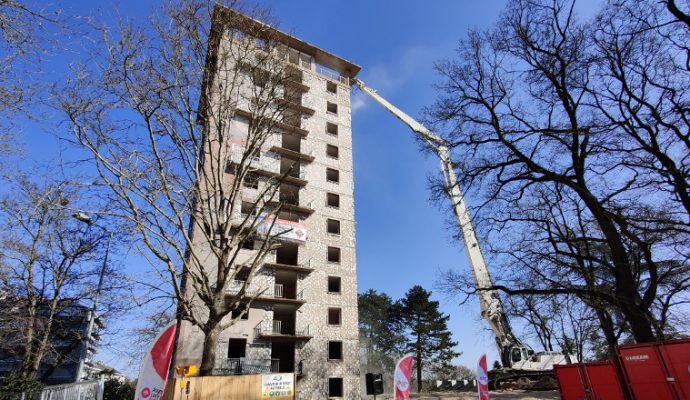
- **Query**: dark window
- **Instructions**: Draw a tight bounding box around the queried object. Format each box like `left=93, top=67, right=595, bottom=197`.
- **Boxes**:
left=326, top=122, right=338, bottom=136
left=236, top=266, right=251, bottom=281
left=327, top=193, right=340, bottom=208
left=241, top=236, right=255, bottom=250
left=328, top=308, right=341, bottom=325
left=327, top=102, right=338, bottom=114
left=328, top=378, right=343, bottom=397
left=241, top=202, right=257, bottom=217
left=328, top=341, right=343, bottom=360
left=326, top=168, right=339, bottom=183
left=326, top=144, right=339, bottom=159
left=326, top=81, right=337, bottom=94
left=327, top=247, right=341, bottom=263
left=231, top=307, right=249, bottom=320
left=227, top=338, right=247, bottom=358
left=276, top=242, right=298, bottom=266
left=243, top=173, right=259, bottom=189
left=328, top=276, right=341, bottom=294
left=327, top=219, right=340, bottom=235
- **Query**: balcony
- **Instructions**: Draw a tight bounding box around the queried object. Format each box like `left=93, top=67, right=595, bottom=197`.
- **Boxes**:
left=228, top=144, right=278, bottom=176
left=235, top=109, right=308, bottom=137
left=226, top=282, right=305, bottom=305
left=239, top=57, right=309, bottom=92
left=279, top=97, right=315, bottom=116
left=225, top=280, right=259, bottom=297
left=280, top=159, right=308, bottom=187
left=254, top=320, right=311, bottom=342
left=265, top=258, right=314, bottom=274
left=215, top=358, right=280, bottom=375
left=270, top=146, right=314, bottom=163
left=315, top=64, right=350, bottom=86
left=269, top=195, right=314, bottom=216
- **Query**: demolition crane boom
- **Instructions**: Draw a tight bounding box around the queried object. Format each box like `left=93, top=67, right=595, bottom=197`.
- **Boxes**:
left=352, top=78, right=521, bottom=363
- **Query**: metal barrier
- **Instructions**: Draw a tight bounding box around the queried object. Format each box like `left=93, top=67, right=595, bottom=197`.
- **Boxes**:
left=16, top=380, right=104, bottom=400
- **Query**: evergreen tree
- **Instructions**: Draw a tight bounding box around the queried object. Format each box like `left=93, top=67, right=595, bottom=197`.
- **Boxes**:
left=399, top=285, right=459, bottom=393
left=358, top=289, right=404, bottom=372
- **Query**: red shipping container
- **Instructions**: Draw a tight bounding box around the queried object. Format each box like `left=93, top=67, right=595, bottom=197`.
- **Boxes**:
left=554, top=361, right=628, bottom=400
left=618, top=338, right=690, bottom=400
left=658, top=339, right=690, bottom=398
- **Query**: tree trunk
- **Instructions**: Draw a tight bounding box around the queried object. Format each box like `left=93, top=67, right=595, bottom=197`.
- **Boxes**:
left=199, top=322, right=222, bottom=376
left=416, top=351, right=422, bottom=393
left=577, top=188, right=657, bottom=343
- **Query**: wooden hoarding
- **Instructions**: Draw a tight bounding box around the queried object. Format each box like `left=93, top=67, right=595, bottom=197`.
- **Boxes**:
left=163, top=374, right=295, bottom=400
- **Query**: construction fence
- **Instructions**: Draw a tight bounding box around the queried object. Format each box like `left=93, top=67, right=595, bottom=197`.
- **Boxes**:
left=163, top=374, right=295, bottom=400
left=7, top=380, right=103, bottom=400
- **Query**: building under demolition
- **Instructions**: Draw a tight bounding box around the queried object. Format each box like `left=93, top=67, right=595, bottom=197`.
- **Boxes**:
left=174, top=6, right=361, bottom=399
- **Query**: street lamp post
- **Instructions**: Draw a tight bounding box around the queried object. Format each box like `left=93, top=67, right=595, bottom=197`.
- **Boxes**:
left=72, top=212, right=112, bottom=382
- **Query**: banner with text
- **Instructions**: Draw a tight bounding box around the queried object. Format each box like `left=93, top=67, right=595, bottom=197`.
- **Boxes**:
left=477, top=354, right=490, bottom=400
left=134, top=322, right=177, bottom=400
left=258, top=217, right=307, bottom=243
left=394, top=354, right=414, bottom=400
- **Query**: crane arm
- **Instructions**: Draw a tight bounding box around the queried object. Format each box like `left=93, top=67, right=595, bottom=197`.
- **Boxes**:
left=352, top=78, right=521, bottom=360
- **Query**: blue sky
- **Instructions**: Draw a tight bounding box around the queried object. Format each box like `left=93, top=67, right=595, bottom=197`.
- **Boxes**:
left=21, top=0, right=604, bottom=374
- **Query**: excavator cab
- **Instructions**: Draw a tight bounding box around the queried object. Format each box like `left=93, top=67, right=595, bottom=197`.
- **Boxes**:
left=509, top=346, right=531, bottom=367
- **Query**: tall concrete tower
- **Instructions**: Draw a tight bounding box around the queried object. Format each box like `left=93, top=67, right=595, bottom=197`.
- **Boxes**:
left=175, top=6, right=361, bottom=399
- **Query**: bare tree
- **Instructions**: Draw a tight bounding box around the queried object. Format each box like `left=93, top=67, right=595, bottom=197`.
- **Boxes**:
left=58, top=0, right=305, bottom=375
left=0, top=1, right=75, bottom=158
left=0, top=174, right=119, bottom=380
left=428, top=0, right=690, bottom=344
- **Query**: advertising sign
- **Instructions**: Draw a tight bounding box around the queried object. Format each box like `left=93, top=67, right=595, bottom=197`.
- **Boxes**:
left=394, top=354, right=414, bottom=400
left=477, top=354, right=490, bottom=400
left=258, top=217, right=307, bottom=243
left=134, top=322, right=177, bottom=400
left=261, top=373, right=294, bottom=399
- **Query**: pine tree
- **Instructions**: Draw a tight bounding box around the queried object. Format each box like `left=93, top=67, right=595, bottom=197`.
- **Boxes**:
left=358, top=289, right=405, bottom=372
left=399, top=285, right=459, bottom=393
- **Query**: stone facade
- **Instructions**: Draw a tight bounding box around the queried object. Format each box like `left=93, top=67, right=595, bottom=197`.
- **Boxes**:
left=175, top=7, right=361, bottom=400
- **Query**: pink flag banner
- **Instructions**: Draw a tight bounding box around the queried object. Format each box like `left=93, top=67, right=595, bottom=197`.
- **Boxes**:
left=134, top=322, right=177, bottom=400
left=477, top=354, right=490, bottom=400
left=394, top=354, right=415, bottom=400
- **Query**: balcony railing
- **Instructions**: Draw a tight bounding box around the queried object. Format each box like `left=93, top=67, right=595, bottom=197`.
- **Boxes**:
left=272, top=285, right=303, bottom=300
left=215, top=358, right=279, bottom=375
left=226, top=280, right=259, bottom=297
left=277, top=197, right=313, bottom=210
left=229, top=144, right=278, bottom=172
left=314, top=64, right=349, bottom=86
left=254, top=321, right=310, bottom=338
left=226, top=281, right=303, bottom=302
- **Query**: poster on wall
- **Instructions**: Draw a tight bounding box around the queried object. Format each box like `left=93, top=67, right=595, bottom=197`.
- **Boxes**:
left=258, top=217, right=307, bottom=243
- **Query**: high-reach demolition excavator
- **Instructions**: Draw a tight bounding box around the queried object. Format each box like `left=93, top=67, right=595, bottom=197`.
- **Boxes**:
left=353, top=78, right=569, bottom=389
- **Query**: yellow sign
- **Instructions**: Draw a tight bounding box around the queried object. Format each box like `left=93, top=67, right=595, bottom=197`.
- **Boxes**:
left=260, top=373, right=294, bottom=399
left=175, top=365, right=198, bottom=377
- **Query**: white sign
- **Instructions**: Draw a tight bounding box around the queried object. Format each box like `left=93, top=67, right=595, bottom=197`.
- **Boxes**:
left=261, top=373, right=294, bottom=398
left=258, top=217, right=307, bottom=243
